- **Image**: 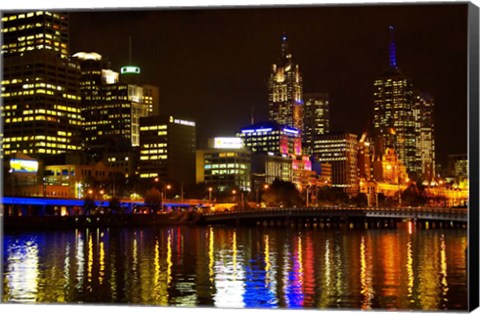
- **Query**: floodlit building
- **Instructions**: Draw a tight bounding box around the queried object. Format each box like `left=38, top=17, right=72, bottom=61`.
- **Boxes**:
left=139, top=115, right=196, bottom=185
left=1, top=11, right=83, bottom=158
left=303, top=93, right=330, bottom=154
left=196, top=138, right=251, bottom=192
left=315, top=132, right=359, bottom=196
left=251, top=153, right=293, bottom=184
left=373, top=26, right=416, bottom=176
left=238, top=121, right=302, bottom=157
left=413, top=91, right=436, bottom=182
left=268, top=34, right=304, bottom=132
left=73, top=52, right=152, bottom=154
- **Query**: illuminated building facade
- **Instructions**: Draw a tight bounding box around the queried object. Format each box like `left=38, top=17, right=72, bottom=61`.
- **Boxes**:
left=446, top=154, right=468, bottom=183
left=1, top=11, right=83, bottom=158
left=73, top=52, right=156, bottom=162
left=302, top=93, right=330, bottom=154
left=139, top=115, right=196, bottom=185
left=196, top=148, right=251, bottom=192
left=268, top=34, right=303, bottom=131
left=142, top=84, right=160, bottom=116
left=1, top=11, right=69, bottom=59
left=251, top=154, right=293, bottom=184
left=413, top=91, right=436, bottom=182
left=372, top=148, right=409, bottom=184
left=357, top=133, right=373, bottom=180
left=238, top=121, right=302, bottom=157
left=315, top=132, right=359, bottom=195
left=373, top=26, right=416, bottom=176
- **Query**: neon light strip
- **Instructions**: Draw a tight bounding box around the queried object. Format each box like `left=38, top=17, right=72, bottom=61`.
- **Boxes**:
left=283, top=128, right=299, bottom=134
left=1, top=197, right=202, bottom=207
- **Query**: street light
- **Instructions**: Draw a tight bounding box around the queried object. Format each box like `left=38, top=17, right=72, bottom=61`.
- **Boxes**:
left=165, top=184, right=172, bottom=201
left=208, top=187, right=213, bottom=202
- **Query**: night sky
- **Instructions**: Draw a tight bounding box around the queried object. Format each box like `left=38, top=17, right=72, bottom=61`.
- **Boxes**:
left=69, top=3, right=468, bottom=167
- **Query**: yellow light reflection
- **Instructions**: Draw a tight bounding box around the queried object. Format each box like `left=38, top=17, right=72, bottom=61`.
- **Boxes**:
left=360, top=236, right=373, bottom=309
left=264, top=234, right=270, bottom=286
left=208, top=227, right=215, bottom=284
left=87, top=233, right=93, bottom=289
left=297, top=235, right=304, bottom=286
left=167, top=232, right=172, bottom=286
left=406, top=236, right=414, bottom=299
left=233, top=231, right=237, bottom=280
left=440, top=234, right=449, bottom=298
left=99, top=239, right=105, bottom=285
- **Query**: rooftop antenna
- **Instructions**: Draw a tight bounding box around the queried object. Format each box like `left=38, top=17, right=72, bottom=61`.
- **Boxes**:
left=129, top=36, right=132, bottom=64
left=389, top=25, right=398, bottom=68
left=250, top=106, right=255, bottom=124
left=281, top=31, right=288, bottom=59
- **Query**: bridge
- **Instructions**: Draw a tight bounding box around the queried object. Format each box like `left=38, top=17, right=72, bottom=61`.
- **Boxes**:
left=202, top=206, right=468, bottom=227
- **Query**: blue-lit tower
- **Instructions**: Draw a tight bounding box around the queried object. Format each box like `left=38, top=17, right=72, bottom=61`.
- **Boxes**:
left=373, top=26, right=418, bottom=177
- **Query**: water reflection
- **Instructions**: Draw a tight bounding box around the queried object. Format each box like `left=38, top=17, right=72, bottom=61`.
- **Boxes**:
left=2, top=226, right=468, bottom=310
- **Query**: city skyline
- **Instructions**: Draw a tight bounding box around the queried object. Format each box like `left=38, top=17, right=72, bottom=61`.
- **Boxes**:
left=68, top=4, right=468, bottom=167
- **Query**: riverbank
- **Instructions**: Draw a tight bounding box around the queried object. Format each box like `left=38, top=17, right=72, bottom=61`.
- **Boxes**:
left=2, top=211, right=203, bottom=231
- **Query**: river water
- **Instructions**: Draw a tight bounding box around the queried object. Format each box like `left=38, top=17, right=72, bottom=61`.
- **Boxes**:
left=2, top=225, right=468, bottom=310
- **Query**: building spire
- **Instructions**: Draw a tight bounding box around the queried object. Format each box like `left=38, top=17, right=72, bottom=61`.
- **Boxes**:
left=281, top=32, right=289, bottom=59
left=389, top=25, right=398, bottom=68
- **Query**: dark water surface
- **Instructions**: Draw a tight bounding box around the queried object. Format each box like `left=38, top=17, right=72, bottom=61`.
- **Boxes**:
left=2, top=225, right=468, bottom=310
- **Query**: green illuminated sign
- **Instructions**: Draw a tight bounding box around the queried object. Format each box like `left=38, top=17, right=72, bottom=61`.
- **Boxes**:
left=121, top=66, right=141, bottom=74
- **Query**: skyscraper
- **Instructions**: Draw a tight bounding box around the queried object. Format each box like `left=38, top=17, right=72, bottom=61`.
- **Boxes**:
left=413, top=91, right=436, bottom=182
left=73, top=52, right=156, bottom=159
left=315, top=132, right=359, bottom=196
left=139, top=115, right=196, bottom=185
left=1, top=11, right=83, bottom=158
left=302, top=92, right=330, bottom=154
left=373, top=26, right=416, bottom=177
left=268, top=34, right=304, bottom=132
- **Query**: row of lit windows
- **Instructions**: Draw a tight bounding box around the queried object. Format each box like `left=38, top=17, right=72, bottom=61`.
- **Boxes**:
left=140, top=149, right=167, bottom=154
left=2, top=77, right=43, bottom=85
left=140, top=155, right=167, bottom=160
left=4, top=135, right=72, bottom=142
left=140, top=125, right=167, bottom=131
left=204, top=163, right=248, bottom=169
left=142, top=143, right=167, bottom=148
left=206, top=169, right=248, bottom=175
left=6, top=149, right=66, bottom=155
left=22, top=82, right=64, bottom=91
left=2, top=11, right=60, bottom=21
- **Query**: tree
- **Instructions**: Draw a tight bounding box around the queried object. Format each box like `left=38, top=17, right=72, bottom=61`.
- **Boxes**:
left=109, top=196, right=122, bottom=214
left=401, top=183, right=428, bottom=207
left=261, top=179, right=303, bottom=207
left=316, top=186, right=349, bottom=205
left=144, top=188, right=162, bottom=213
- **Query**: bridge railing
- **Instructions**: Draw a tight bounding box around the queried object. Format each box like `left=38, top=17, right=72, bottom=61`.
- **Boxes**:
left=203, top=206, right=468, bottom=216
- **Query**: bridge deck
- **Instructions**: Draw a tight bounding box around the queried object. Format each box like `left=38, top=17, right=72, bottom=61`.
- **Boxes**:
left=203, top=207, right=468, bottom=223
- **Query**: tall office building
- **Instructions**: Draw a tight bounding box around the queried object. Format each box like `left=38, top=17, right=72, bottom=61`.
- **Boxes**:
left=373, top=26, right=416, bottom=177
left=315, top=132, right=359, bottom=196
left=268, top=34, right=304, bottom=132
left=1, top=11, right=83, bottom=158
left=413, top=91, right=436, bottom=182
left=139, top=115, right=196, bottom=185
left=303, top=92, right=330, bottom=154
left=238, top=121, right=302, bottom=157
left=73, top=52, right=157, bottom=162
